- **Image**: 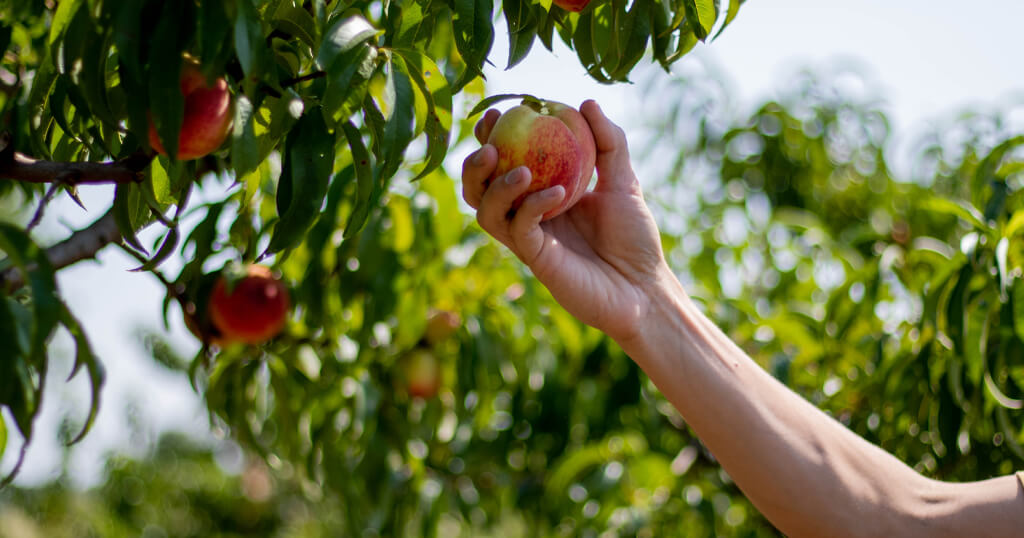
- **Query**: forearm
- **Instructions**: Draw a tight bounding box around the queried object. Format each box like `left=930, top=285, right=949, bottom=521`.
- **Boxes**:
left=616, top=267, right=941, bottom=537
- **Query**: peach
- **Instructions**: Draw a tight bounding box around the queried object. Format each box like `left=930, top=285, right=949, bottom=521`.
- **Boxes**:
left=425, top=310, right=461, bottom=345
left=553, top=0, right=591, bottom=12
left=209, top=265, right=290, bottom=345
left=148, top=61, right=232, bottom=160
left=404, top=348, right=441, bottom=399
left=486, top=99, right=596, bottom=220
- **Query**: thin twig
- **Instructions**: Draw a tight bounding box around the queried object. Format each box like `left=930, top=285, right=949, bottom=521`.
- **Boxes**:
left=26, top=183, right=61, bottom=232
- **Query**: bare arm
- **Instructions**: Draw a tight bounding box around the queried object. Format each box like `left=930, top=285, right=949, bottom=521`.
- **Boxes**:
left=619, top=271, right=1024, bottom=538
left=462, top=100, right=1024, bottom=537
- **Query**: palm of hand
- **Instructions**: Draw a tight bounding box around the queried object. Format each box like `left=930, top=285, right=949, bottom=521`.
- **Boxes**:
left=528, top=186, right=665, bottom=342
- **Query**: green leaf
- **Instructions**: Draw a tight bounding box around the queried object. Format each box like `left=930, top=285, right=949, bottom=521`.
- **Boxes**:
left=922, top=197, right=989, bottom=232
left=984, top=370, right=1023, bottom=410
left=390, top=1, right=428, bottom=46
left=0, top=296, right=26, bottom=358
left=321, top=43, right=378, bottom=125
left=112, top=0, right=149, bottom=142
left=47, top=0, right=82, bottom=48
left=361, top=94, right=386, bottom=158
left=231, top=94, right=260, bottom=178
left=504, top=0, right=538, bottom=69
left=266, top=107, right=335, bottom=253
left=935, top=376, right=962, bottom=458
left=234, top=0, right=267, bottom=81
left=179, top=203, right=224, bottom=284
left=376, top=59, right=416, bottom=184
left=342, top=123, right=374, bottom=238
left=996, top=236, right=1010, bottom=298
left=317, top=15, right=378, bottom=69
left=272, top=0, right=319, bottom=50
left=63, top=7, right=115, bottom=128
left=0, top=224, right=60, bottom=363
left=573, top=11, right=599, bottom=73
left=684, top=0, right=717, bottom=41
left=394, top=50, right=452, bottom=181
left=945, top=263, right=971, bottom=358
left=0, top=413, right=6, bottom=462
left=713, top=0, right=744, bottom=39
left=608, top=0, right=651, bottom=81
left=149, top=157, right=174, bottom=206
left=27, top=57, right=58, bottom=157
left=132, top=228, right=179, bottom=272
left=1013, top=278, right=1024, bottom=342
left=665, top=28, right=699, bottom=65
left=198, top=0, right=233, bottom=75
left=466, top=93, right=532, bottom=118
left=1004, top=209, right=1024, bottom=238
left=452, top=0, right=494, bottom=91
left=113, top=183, right=149, bottom=254
left=60, top=305, right=105, bottom=444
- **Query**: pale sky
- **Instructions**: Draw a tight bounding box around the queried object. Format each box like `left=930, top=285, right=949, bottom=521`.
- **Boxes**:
left=5, top=1, right=1024, bottom=487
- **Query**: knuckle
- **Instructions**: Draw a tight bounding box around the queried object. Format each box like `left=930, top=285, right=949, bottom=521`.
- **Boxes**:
left=613, top=125, right=627, bottom=144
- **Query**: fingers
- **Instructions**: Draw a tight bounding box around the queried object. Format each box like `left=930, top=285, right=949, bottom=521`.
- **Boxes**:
left=474, top=109, right=501, bottom=144
left=462, top=109, right=503, bottom=208
left=461, top=144, right=497, bottom=209
left=509, top=186, right=565, bottom=265
left=579, top=100, right=639, bottom=194
left=475, top=166, right=564, bottom=266
left=476, top=166, right=533, bottom=242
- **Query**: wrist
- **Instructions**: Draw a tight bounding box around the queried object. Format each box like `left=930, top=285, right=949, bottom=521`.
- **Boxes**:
left=613, top=263, right=691, bottom=359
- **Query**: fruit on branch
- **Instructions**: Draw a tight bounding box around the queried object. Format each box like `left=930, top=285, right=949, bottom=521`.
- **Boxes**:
left=147, top=61, right=233, bottom=160
left=553, top=0, right=592, bottom=12
left=486, top=99, right=596, bottom=220
left=403, top=348, right=441, bottom=399
left=183, top=305, right=225, bottom=346
left=424, top=310, right=461, bottom=345
left=209, top=265, right=290, bottom=345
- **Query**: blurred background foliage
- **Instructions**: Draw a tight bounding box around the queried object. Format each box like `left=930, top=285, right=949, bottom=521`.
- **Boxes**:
left=3, top=1, right=1024, bottom=537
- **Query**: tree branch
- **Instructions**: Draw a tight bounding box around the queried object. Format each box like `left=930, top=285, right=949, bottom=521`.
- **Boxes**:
left=0, top=208, right=121, bottom=293
left=0, top=132, right=149, bottom=185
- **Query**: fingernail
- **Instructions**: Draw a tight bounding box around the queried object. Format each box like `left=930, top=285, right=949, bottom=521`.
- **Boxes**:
left=472, top=150, right=485, bottom=166
left=505, top=168, right=524, bottom=185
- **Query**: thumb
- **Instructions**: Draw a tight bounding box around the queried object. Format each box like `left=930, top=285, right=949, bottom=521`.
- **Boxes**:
left=580, top=100, right=638, bottom=194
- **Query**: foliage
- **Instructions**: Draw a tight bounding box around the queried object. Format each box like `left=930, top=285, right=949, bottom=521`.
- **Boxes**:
left=640, top=65, right=1024, bottom=486
left=0, top=0, right=741, bottom=477
left=0, top=433, right=349, bottom=538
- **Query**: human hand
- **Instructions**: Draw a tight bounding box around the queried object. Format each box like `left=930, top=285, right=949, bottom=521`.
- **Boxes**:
left=461, top=100, right=671, bottom=343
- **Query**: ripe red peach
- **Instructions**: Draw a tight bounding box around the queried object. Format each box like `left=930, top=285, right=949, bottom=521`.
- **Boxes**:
left=553, top=0, right=591, bottom=12
left=148, top=61, right=232, bottom=160
left=486, top=99, right=596, bottom=220
left=209, top=265, right=290, bottom=345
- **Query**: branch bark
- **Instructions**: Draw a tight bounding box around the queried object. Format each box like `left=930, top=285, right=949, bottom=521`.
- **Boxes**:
left=1, top=208, right=121, bottom=293
left=0, top=132, right=149, bottom=185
